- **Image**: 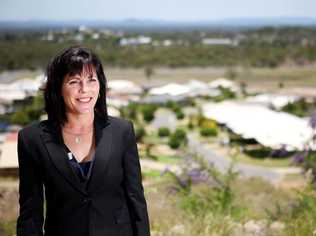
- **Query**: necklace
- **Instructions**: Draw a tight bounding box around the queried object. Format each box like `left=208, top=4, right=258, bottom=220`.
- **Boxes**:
left=62, top=126, right=94, bottom=144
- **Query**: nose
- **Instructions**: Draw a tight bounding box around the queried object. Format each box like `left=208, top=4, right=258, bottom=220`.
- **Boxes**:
left=80, top=80, right=88, bottom=93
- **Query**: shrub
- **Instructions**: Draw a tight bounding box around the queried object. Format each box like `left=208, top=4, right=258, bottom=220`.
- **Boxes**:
left=163, top=153, right=240, bottom=217
left=174, top=128, right=187, bottom=141
left=200, top=127, right=218, bottom=137
left=187, top=120, right=194, bottom=129
left=200, top=119, right=217, bottom=129
left=121, top=102, right=138, bottom=120
left=9, top=93, right=44, bottom=125
left=166, top=100, right=179, bottom=110
left=135, top=126, right=146, bottom=142
left=141, top=104, right=157, bottom=122
left=10, top=110, right=30, bottom=125
left=278, top=176, right=316, bottom=235
left=213, top=87, right=236, bottom=102
left=166, top=101, right=185, bottom=119
left=158, top=127, right=170, bottom=137
left=168, top=135, right=181, bottom=149
left=175, top=110, right=185, bottom=120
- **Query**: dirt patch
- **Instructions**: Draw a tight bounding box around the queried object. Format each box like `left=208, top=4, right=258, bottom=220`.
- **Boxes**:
left=0, top=186, right=18, bottom=221
left=152, top=144, right=178, bottom=156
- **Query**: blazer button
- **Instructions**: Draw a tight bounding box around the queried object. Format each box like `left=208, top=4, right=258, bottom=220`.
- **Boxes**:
left=82, top=198, right=91, bottom=204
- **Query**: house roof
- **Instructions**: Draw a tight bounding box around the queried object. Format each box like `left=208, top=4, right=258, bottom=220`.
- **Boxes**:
left=202, top=101, right=314, bottom=151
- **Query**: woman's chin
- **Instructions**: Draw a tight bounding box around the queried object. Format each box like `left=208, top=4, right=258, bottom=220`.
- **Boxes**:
left=74, top=108, right=95, bottom=115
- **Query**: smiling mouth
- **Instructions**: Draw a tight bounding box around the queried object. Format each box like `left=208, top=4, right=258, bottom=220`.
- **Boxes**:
left=76, top=97, right=92, bottom=103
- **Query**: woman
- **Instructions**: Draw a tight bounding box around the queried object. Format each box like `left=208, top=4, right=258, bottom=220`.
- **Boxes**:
left=16, top=46, right=150, bottom=236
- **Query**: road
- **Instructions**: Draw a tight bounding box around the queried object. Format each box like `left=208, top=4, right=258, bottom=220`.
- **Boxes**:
left=187, top=132, right=301, bottom=184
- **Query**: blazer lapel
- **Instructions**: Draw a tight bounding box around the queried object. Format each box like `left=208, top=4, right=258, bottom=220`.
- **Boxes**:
left=40, top=120, right=88, bottom=195
left=86, top=115, right=113, bottom=193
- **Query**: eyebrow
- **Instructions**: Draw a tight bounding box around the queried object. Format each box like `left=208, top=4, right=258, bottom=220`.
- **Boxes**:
left=66, top=73, right=96, bottom=81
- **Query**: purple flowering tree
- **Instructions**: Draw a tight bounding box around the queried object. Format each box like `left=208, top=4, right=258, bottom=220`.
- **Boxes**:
left=293, top=112, right=316, bottom=184
left=161, top=151, right=240, bottom=215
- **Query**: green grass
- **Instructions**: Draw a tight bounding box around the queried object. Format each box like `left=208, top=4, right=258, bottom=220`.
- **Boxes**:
left=156, top=155, right=181, bottom=164
left=233, top=152, right=293, bottom=168
left=142, top=169, right=162, bottom=179
left=0, top=220, right=16, bottom=236
left=143, top=133, right=168, bottom=144
left=282, top=173, right=305, bottom=181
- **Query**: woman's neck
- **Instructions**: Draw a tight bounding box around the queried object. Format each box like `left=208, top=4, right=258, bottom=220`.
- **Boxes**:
left=63, top=112, right=94, bottom=132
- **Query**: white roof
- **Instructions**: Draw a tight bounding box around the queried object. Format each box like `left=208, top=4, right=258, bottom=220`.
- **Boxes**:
left=185, top=80, right=209, bottom=90
left=208, top=78, right=239, bottom=92
left=202, top=101, right=315, bottom=151
left=185, top=80, right=220, bottom=97
left=9, top=78, right=41, bottom=92
left=149, top=83, right=191, bottom=96
left=0, top=90, right=26, bottom=101
left=0, top=75, right=44, bottom=96
left=108, top=80, right=142, bottom=94
left=107, top=97, right=129, bottom=107
left=149, top=80, right=222, bottom=98
left=245, top=93, right=300, bottom=109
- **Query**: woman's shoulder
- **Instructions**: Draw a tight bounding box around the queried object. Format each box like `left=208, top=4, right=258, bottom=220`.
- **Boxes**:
left=18, top=119, right=58, bottom=139
left=108, top=115, right=133, bottom=127
left=18, top=120, right=42, bottom=136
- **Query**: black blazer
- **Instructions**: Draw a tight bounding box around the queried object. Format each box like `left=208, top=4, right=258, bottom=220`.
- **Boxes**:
left=16, top=114, right=150, bottom=236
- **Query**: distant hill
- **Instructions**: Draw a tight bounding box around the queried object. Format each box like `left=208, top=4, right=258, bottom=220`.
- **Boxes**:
left=0, top=17, right=316, bottom=31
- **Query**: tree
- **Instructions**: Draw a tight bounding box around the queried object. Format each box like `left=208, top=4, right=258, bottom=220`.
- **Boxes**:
left=144, top=66, right=154, bottom=81
left=225, top=66, right=238, bottom=80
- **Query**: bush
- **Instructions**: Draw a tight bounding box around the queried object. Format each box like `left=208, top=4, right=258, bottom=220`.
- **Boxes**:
left=281, top=98, right=313, bottom=117
left=166, top=100, right=179, bottom=110
left=10, top=110, right=30, bottom=125
left=174, top=128, right=187, bottom=141
left=200, top=127, right=218, bottom=137
left=168, top=135, right=181, bottom=149
left=187, top=120, right=194, bottom=129
left=213, top=87, right=236, bottom=102
left=200, top=118, right=217, bottom=129
left=141, top=104, right=157, bottom=123
left=9, top=93, right=44, bottom=125
left=167, top=128, right=187, bottom=149
left=164, top=153, right=240, bottom=217
left=135, top=126, right=146, bottom=142
left=158, top=127, right=170, bottom=137
left=175, top=110, right=185, bottom=120
left=278, top=177, right=316, bottom=235
left=166, top=101, right=185, bottom=119
left=121, top=102, right=138, bottom=120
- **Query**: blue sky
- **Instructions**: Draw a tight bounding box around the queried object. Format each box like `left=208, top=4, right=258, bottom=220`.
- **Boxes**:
left=1, top=0, right=316, bottom=21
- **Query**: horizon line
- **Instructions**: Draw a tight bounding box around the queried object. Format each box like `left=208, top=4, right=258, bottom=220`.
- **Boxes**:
left=1, top=16, right=316, bottom=23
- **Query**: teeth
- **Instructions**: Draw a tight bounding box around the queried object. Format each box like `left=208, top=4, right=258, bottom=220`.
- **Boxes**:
left=77, top=98, right=91, bottom=102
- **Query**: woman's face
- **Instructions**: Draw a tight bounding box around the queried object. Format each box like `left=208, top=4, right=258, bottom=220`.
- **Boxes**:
left=61, top=66, right=100, bottom=116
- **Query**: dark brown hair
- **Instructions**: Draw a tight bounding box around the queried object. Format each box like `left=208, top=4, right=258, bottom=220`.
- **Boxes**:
left=44, top=45, right=108, bottom=125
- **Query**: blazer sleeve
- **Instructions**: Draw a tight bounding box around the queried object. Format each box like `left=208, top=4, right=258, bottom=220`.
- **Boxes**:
left=123, top=121, right=150, bottom=236
left=16, top=130, right=44, bottom=236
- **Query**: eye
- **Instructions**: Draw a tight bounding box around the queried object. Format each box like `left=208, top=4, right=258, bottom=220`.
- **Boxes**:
left=68, top=80, right=79, bottom=85
left=89, top=77, right=97, bottom=82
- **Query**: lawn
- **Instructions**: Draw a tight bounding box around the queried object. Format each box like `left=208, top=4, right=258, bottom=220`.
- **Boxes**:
left=142, top=169, right=162, bottom=179
left=155, top=155, right=181, bottom=164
